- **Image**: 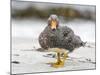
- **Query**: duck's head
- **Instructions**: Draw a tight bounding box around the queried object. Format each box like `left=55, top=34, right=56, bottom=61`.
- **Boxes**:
left=48, top=14, right=59, bottom=31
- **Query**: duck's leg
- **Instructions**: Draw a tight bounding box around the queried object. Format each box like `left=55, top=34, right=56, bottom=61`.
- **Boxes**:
left=57, top=52, right=62, bottom=64
left=51, top=48, right=68, bottom=68
left=47, top=48, right=68, bottom=68
left=61, top=51, right=68, bottom=64
left=51, top=52, right=64, bottom=68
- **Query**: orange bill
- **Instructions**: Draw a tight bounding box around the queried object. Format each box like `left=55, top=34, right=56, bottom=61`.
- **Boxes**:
left=51, top=20, right=57, bottom=29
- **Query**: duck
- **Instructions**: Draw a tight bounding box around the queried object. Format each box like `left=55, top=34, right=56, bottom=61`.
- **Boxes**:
left=38, top=14, right=86, bottom=68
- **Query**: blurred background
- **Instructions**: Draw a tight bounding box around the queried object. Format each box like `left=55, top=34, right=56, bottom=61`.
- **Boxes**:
left=11, top=0, right=96, bottom=50
left=12, top=0, right=95, bottom=20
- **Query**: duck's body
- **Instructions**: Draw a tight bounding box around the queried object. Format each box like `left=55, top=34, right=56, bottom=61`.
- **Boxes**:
left=38, top=14, right=85, bottom=68
left=39, top=25, right=84, bottom=52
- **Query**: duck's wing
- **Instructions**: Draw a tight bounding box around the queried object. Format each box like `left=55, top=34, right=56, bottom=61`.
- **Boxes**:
left=59, top=26, right=84, bottom=51
left=60, top=26, right=74, bottom=40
